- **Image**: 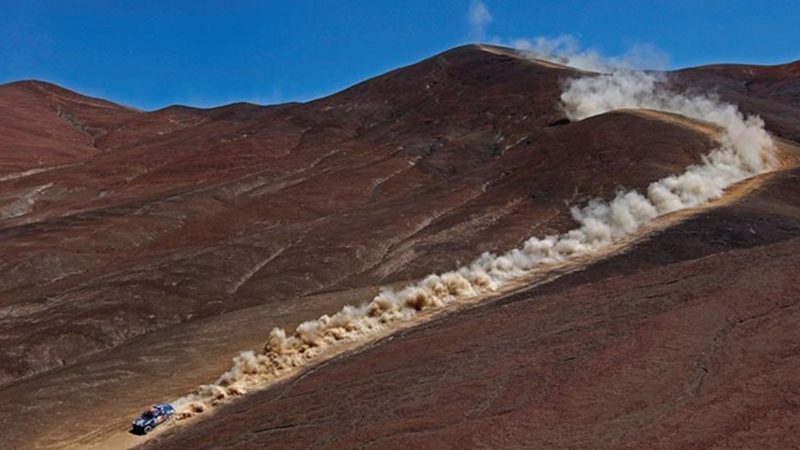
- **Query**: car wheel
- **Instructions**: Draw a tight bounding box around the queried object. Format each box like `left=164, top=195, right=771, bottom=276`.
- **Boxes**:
left=144, top=425, right=153, bottom=434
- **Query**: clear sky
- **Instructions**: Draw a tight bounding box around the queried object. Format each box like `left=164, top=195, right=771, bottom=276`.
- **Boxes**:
left=2, top=0, right=798, bottom=110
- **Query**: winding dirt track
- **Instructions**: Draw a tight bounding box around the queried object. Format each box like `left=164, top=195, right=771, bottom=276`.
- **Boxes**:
left=12, top=122, right=797, bottom=450
left=99, top=137, right=797, bottom=450
left=138, top=139, right=800, bottom=450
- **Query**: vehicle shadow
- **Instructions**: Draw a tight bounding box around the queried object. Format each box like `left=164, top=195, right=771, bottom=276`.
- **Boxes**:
left=129, top=428, right=146, bottom=436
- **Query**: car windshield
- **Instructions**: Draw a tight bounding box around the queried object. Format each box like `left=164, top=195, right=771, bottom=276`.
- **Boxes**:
left=141, top=411, right=156, bottom=419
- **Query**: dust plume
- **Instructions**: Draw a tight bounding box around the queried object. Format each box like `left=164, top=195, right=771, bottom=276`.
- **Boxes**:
left=469, top=1, right=493, bottom=41
left=510, top=35, right=670, bottom=72
left=171, top=55, right=776, bottom=418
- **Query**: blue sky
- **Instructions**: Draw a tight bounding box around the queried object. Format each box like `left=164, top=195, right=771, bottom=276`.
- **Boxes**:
left=1, top=0, right=798, bottom=110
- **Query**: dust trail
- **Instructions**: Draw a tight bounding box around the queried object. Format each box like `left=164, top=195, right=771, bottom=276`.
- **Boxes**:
left=171, top=65, right=776, bottom=417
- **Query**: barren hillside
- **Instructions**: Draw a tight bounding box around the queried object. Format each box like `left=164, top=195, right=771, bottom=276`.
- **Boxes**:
left=1, top=44, right=798, bottom=449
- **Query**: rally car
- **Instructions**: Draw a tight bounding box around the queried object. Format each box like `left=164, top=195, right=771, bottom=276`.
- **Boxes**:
left=131, top=403, right=175, bottom=434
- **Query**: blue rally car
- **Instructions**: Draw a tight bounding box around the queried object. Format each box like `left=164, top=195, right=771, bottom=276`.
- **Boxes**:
left=131, top=403, right=175, bottom=434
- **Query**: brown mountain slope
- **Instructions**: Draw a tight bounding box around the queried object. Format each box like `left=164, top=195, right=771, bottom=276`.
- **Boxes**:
left=0, top=45, right=799, bottom=449
left=140, top=154, right=800, bottom=450
left=0, top=45, right=718, bottom=387
left=0, top=80, right=140, bottom=173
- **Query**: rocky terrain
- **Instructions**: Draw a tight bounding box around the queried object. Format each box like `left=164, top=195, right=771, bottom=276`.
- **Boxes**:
left=0, top=44, right=798, bottom=449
